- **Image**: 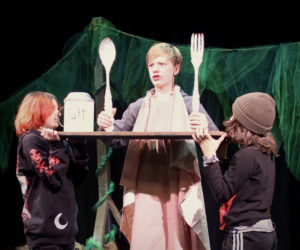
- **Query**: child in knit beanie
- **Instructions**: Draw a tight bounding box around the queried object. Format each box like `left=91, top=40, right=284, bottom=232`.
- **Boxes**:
left=193, top=92, right=277, bottom=250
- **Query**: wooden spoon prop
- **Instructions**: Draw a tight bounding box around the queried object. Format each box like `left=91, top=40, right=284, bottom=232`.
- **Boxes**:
left=98, top=37, right=116, bottom=131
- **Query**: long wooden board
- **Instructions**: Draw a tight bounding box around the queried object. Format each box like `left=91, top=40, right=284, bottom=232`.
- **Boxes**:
left=58, top=131, right=227, bottom=139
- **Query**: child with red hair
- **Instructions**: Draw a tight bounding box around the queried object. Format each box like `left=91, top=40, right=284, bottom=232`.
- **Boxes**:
left=15, top=91, right=88, bottom=250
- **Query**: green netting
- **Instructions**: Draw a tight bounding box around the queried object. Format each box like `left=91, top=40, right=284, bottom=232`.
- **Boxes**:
left=1, top=17, right=299, bottom=180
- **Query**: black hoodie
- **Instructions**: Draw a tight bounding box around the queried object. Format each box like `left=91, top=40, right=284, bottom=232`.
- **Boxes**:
left=16, top=130, right=88, bottom=247
left=201, top=146, right=275, bottom=231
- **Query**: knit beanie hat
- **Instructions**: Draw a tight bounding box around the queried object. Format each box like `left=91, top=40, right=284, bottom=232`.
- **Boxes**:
left=232, top=92, right=276, bottom=135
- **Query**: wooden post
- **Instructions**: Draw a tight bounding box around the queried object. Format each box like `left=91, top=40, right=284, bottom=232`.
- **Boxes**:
left=93, top=57, right=110, bottom=243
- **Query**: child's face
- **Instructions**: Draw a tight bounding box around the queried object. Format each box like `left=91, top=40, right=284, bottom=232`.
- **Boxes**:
left=43, top=100, right=60, bottom=129
left=147, top=55, right=180, bottom=89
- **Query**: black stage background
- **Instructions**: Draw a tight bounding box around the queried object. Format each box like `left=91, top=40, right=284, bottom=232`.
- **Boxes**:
left=1, top=5, right=300, bottom=250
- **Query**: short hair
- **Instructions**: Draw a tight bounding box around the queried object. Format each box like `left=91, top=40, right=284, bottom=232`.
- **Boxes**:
left=15, top=91, right=61, bottom=137
left=146, top=42, right=182, bottom=66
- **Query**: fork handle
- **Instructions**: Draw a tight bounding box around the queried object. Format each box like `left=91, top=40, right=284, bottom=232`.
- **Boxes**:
left=192, top=65, right=200, bottom=113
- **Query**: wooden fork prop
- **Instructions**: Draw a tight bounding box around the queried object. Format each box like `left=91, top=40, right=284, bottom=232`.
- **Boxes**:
left=190, top=33, right=204, bottom=113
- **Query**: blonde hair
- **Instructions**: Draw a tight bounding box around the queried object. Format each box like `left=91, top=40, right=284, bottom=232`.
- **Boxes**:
left=146, top=42, right=182, bottom=66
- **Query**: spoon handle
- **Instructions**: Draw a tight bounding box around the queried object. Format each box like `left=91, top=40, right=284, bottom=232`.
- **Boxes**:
left=104, top=68, right=114, bottom=132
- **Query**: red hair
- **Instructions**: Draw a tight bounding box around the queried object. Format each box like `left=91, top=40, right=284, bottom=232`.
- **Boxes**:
left=15, top=91, right=61, bottom=137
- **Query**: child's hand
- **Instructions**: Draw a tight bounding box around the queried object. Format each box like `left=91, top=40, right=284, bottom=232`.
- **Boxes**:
left=189, top=112, right=208, bottom=131
left=193, top=125, right=226, bottom=157
left=97, top=108, right=117, bottom=130
left=40, top=128, right=60, bottom=141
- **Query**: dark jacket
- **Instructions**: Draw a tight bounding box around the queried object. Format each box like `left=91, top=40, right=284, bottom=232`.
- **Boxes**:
left=16, top=130, right=88, bottom=247
left=103, top=88, right=218, bottom=147
left=201, top=146, right=275, bottom=231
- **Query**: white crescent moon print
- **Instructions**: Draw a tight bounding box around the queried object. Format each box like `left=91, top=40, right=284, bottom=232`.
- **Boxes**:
left=54, top=213, right=68, bottom=230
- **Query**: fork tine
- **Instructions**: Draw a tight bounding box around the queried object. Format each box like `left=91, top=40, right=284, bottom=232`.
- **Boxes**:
left=193, top=33, right=196, bottom=51
left=201, top=33, right=204, bottom=57
left=191, top=33, right=194, bottom=54
left=202, top=33, right=204, bottom=50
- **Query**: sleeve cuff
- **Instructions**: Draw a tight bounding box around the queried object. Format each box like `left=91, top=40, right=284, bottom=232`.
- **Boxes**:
left=203, top=153, right=219, bottom=167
